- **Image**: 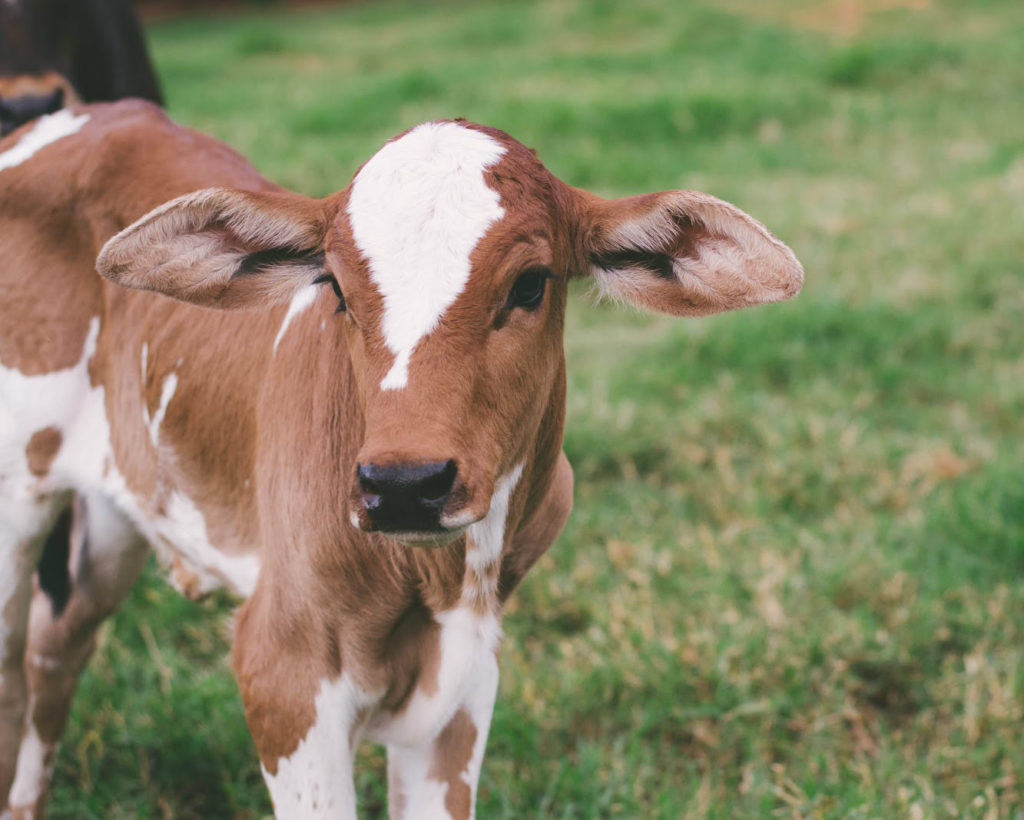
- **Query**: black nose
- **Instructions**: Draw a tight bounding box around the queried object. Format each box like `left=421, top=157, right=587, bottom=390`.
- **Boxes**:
left=0, top=88, right=65, bottom=137
left=357, top=460, right=458, bottom=533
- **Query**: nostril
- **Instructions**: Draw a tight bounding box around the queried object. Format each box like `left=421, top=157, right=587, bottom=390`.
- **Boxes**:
left=356, top=463, right=381, bottom=495
left=419, top=459, right=457, bottom=504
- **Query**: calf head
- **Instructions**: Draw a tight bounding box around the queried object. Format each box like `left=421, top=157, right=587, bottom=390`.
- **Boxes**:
left=97, top=120, right=803, bottom=545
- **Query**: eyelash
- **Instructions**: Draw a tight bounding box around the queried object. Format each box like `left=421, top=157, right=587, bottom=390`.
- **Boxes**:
left=313, top=273, right=347, bottom=314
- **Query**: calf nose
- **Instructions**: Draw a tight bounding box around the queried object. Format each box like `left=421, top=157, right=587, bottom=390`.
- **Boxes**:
left=357, top=460, right=458, bottom=533
left=0, top=88, right=65, bottom=137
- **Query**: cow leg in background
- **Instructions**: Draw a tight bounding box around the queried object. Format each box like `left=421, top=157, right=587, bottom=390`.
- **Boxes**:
left=0, top=495, right=66, bottom=816
left=8, top=494, right=147, bottom=820
left=386, top=657, right=500, bottom=820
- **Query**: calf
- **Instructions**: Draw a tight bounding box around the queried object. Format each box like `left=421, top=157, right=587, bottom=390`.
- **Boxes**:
left=0, top=100, right=802, bottom=819
left=0, top=0, right=162, bottom=136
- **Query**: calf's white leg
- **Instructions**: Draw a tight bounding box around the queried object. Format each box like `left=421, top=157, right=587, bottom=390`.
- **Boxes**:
left=386, top=651, right=499, bottom=820
left=8, top=494, right=147, bottom=820
left=0, top=495, right=64, bottom=816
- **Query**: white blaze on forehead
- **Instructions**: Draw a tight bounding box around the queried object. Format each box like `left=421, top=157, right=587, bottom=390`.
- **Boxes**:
left=347, top=121, right=507, bottom=390
left=0, top=109, right=89, bottom=172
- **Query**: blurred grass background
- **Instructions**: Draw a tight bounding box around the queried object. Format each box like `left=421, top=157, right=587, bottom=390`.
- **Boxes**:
left=48, top=0, right=1024, bottom=817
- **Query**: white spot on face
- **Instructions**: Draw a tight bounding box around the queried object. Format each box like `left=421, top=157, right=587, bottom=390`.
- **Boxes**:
left=347, top=122, right=506, bottom=390
left=0, top=110, right=89, bottom=173
left=262, top=674, right=379, bottom=820
left=274, top=284, right=318, bottom=355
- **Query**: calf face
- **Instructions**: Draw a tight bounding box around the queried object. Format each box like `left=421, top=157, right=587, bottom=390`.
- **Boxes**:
left=97, top=119, right=802, bottom=547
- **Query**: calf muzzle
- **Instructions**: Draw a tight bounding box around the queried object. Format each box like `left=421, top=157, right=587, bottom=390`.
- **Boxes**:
left=356, top=459, right=458, bottom=535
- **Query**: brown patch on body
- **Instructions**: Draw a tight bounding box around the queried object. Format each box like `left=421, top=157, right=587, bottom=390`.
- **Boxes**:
left=25, top=427, right=62, bottom=477
left=428, top=709, right=478, bottom=820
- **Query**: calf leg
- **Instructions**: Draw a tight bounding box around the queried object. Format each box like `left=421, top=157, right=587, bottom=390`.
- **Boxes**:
left=386, top=654, right=499, bottom=820
left=235, top=596, right=374, bottom=820
left=8, top=493, right=147, bottom=820
left=1, top=495, right=65, bottom=817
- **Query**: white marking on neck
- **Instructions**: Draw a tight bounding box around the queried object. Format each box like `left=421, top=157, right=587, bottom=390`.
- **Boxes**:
left=465, top=462, right=524, bottom=576
left=0, top=109, right=89, bottom=172
left=274, top=284, right=318, bottom=354
left=347, top=122, right=506, bottom=390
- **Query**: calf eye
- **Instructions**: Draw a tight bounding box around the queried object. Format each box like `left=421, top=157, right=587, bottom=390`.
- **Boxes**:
left=506, top=267, right=551, bottom=311
left=313, top=273, right=347, bottom=314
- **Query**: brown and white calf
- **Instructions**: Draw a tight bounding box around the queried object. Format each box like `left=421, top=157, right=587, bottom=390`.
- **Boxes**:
left=0, top=99, right=802, bottom=819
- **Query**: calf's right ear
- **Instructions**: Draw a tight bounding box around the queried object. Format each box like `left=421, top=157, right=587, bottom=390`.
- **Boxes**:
left=578, top=189, right=803, bottom=317
left=96, top=187, right=330, bottom=309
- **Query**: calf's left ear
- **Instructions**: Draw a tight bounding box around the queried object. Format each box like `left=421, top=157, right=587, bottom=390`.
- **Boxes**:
left=96, top=187, right=329, bottom=309
left=580, top=189, right=803, bottom=317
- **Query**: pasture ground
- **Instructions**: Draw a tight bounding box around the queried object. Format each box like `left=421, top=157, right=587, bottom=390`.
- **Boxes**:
left=46, top=0, right=1024, bottom=817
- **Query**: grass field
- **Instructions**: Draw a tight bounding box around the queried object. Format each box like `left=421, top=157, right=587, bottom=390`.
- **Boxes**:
left=45, top=0, right=1024, bottom=817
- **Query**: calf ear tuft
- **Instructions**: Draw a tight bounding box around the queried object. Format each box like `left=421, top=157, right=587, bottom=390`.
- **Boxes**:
left=582, top=189, right=803, bottom=317
left=96, top=187, right=329, bottom=309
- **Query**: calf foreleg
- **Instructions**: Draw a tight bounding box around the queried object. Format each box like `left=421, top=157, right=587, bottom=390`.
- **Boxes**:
left=8, top=494, right=147, bottom=820
left=386, top=653, right=499, bottom=820
left=0, top=495, right=65, bottom=817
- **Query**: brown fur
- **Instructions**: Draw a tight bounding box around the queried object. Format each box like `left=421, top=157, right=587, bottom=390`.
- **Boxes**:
left=24, top=428, right=61, bottom=478
left=428, top=709, right=478, bottom=820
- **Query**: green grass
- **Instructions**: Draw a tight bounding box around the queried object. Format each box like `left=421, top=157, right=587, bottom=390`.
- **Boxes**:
left=47, top=0, right=1024, bottom=817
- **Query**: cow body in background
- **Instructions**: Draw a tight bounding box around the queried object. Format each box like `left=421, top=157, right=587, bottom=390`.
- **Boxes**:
left=0, top=100, right=802, bottom=819
left=0, top=0, right=162, bottom=136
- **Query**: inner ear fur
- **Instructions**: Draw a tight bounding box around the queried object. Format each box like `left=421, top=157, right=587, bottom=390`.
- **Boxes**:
left=581, top=189, right=804, bottom=317
left=96, top=187, right=330, bottom=309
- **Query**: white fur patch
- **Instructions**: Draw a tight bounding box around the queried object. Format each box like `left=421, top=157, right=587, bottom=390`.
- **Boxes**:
left=465, top=463, right=523, bottom=576
left=274, top=283, right=318, bottom=354
left=8, top=705, right=55, bottom=814
left=0, top=110, right=89, bottom=172
left=387, top=641, right=498, bottom=820
left=369, top=607, right=501, bottom=753
left=1, top=316, right=258, bottom=604
left=150, top=492, right=260, bottom=598
left=262, top=675, right=379, bottom=820
left=144, top=371, right=178, bottom=447
left=0, top=319, right=101, bottom=687
left=347, top=122, right=506, bottom=390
